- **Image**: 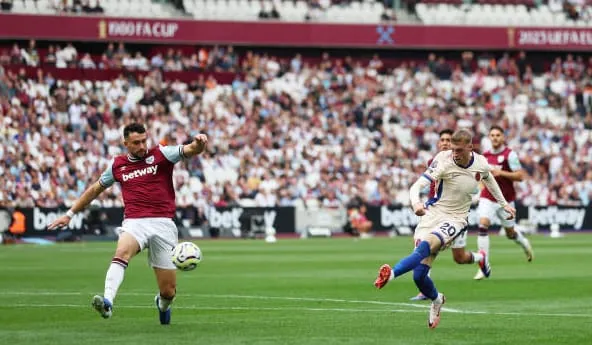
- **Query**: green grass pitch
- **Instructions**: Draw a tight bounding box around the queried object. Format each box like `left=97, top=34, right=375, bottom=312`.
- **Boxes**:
left=1, top=234, right=591, bottom=345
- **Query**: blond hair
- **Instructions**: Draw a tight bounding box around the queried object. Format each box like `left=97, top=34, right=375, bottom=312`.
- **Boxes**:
left=451, top=129, right=473, bottom=145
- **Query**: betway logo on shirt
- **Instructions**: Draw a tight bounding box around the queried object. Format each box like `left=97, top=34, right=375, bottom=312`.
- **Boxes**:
left=122, top=166, right=158, bottom=182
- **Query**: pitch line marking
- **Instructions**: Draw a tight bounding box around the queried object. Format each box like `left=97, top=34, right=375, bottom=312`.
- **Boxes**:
left=1, top=291, right=591, bottom=318
left=0, top=291, right=453, bottom=312
left=1, top=303, right=592, bottom=318
left=0, top=303, right=427, bottom=314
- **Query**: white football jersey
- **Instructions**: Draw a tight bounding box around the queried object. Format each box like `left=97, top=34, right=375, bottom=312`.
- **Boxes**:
left=421, top=150, right=492, bottom=222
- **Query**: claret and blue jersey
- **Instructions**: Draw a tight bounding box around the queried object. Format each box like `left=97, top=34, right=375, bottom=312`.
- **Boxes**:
left=99, top=145, right=186, bottom=219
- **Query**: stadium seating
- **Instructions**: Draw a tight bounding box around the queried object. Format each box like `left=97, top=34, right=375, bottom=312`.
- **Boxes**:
left=416, top=3, right=592, bottom=26
left=1, top=42, right=591, bottom=209
left=7, top=0, right=183, bottom=18
left=3, top=0, right=591, bottom=26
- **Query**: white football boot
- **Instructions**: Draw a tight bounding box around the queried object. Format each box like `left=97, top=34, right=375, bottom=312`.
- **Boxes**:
left=428, top=293, right=446, bottom=329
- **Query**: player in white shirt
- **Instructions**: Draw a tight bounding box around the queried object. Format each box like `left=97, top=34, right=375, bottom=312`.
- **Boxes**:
left=373, top=129, right=516, bottom=329
left=411, top=128, right=497, bottom=301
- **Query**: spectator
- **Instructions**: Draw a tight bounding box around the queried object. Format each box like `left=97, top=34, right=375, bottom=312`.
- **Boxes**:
left=79, top=53, right=97, bottom=69
left=258, top=1, right=281, bottom=19
left=0, top=0, right=12, bottom=11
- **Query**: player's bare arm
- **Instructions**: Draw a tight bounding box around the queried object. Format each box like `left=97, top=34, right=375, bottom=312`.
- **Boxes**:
left=182, top=134, right=208, bottom=158
left=481, top=173, right=516, bottom=220
left=491, top=168, right=527, bottom=182
left=47, top=181, right=107, bottom=229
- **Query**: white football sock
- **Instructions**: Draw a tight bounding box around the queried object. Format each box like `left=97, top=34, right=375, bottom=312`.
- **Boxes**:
left=104, top=258, right=128, bottom=303
left=512, top=229, right=530, bottom=249
left=158, top=295, right=175, bottom=311
left=477, top=234, right=490, bottom=255
left=471, top=251, right=484, bottom=263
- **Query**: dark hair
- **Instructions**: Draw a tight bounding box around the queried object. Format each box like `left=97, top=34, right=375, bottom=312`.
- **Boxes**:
left=123, top=123, right=146, bottom=139
left=489, top=125, right=505, bottom=135
left=439, top=129, right=453, bottom=137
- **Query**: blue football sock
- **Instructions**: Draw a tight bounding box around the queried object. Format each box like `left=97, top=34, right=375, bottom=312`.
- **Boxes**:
left=413, top=263, right=438, bottom=300
left=393, top=241, right=432, bottom=278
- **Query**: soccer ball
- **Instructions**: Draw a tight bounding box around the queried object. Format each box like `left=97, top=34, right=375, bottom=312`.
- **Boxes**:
left=172, top=242, right=202, bottom=271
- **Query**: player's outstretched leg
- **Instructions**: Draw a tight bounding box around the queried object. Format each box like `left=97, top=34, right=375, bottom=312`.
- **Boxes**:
left=475, top=224, right=490, bottom=280
left=374, top=241, right=433, bottom=289
left=505, top=227, right=534, bottom=262
left=91, top=295, right=113, bottom=319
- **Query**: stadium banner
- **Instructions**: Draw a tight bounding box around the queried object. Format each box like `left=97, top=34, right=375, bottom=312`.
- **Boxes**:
left=0, top=206, right=295, bottom=236
left=509, top=28, right=592, bottom=50
left=0, top=13, right=590, bottom=50
left=367, top=204, right=592, bottom=231
left=295, top=207, right=348, bottom=233
left=207, top=206, right=296, bottom=235
left=1, top=205, right=590, bottom=237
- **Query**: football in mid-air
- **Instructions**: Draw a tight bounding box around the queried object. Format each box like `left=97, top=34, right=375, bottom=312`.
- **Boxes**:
left=172, top=242, right=202, bottom=271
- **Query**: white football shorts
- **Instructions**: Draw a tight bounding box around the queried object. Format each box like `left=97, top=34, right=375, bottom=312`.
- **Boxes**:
left=121, top=217, right=178, bottom=270
left=477, top=198, right=516, bottom=228
left=414, top=211, right=468, bottom=250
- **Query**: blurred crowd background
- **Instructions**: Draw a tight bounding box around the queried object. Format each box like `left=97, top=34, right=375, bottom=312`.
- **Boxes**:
left=1, top=40, right=591, bottom=212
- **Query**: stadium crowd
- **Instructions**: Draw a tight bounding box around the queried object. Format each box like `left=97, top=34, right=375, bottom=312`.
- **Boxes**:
left=1, top=43, right=591, bottom=211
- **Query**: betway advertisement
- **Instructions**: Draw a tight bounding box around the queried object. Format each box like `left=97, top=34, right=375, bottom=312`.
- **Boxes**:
left=0, top=13, right=590, bottom=50
left=368, top=204, right=590, bottom=231
left=0, top=207, right=296, bottom=236
left=0, top=204, right=590, bottom=237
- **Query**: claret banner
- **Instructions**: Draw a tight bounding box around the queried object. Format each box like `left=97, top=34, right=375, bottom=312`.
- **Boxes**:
left=1, top=13, right=591, bottom=50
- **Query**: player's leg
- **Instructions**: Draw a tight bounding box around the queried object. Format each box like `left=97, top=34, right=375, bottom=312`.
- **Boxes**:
left=93, top=228, right=143, bottom=319
left=411, top=257, right=446, bottom=329
left=375, top=218, right=460, bottom=329
left=498, top=203, right=533, bottom=261
left=477, top=217, right=491, bottom=255
left=418, top=222, right=470, bottom=329
left=410, top=236, right=445, bottom=329
left=410, top=238, right=429, bottom=301
left=374, top=233, right=442, bottom=289
left=149, top=218, right=179, bottom=325
left=153, top=267, right=177, bottom=325
left=450, top=231, right=491, bottom=277
left=375, top=218, right=464, bottom=289
left=475, top=199, right=495, bottom=280
left=412, top=254, right=438, bottom=300
left=504, top=226, right=534, bottom=261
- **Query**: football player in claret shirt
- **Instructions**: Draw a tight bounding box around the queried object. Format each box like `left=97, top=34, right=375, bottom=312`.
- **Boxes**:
left=474, top=126, right=533, bottom=280
left=49, top=123, right=208, bottom=325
